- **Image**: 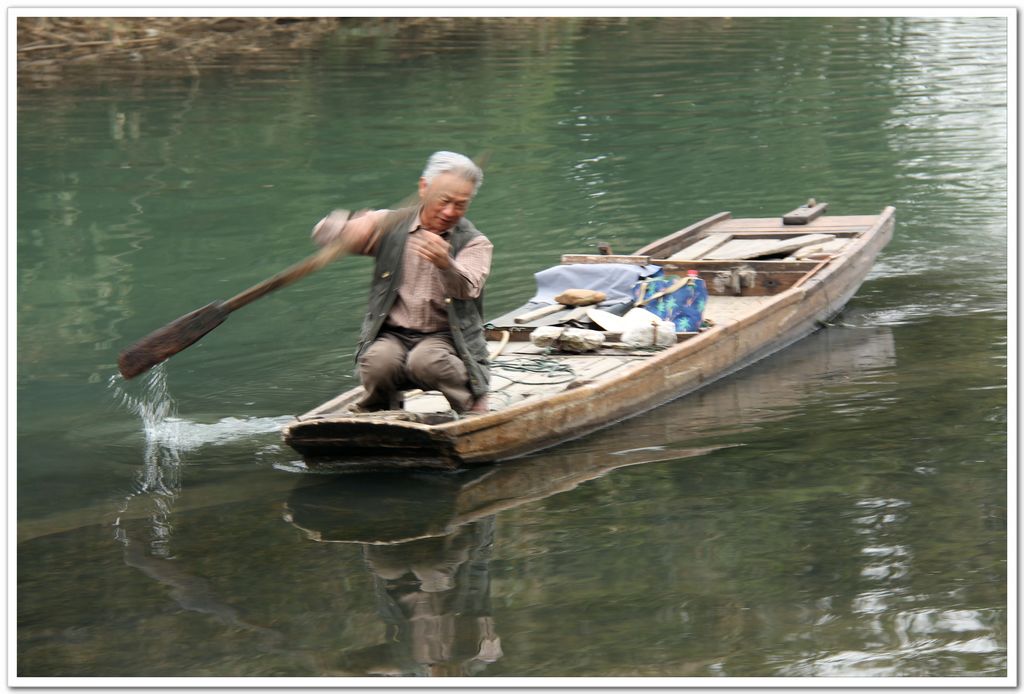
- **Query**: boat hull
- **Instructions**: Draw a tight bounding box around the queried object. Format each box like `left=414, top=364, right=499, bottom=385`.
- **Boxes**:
left=283, top=206, right=894, bottom=469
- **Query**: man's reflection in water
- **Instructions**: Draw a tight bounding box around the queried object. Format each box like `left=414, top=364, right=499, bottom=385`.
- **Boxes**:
left=360, top=517, right=502, bottom=677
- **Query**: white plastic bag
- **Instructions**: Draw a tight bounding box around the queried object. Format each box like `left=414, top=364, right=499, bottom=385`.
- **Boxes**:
left=619, top=308, right=676, bottom=349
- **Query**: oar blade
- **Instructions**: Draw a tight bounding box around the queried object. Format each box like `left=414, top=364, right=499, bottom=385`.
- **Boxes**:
left=117, top=301, right=230, bottom=379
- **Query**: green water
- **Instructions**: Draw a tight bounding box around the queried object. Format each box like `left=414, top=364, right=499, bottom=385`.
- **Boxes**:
left=17, top=17, right=1008, bottom=679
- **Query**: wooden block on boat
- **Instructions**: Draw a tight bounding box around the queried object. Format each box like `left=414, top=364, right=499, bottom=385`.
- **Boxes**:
left=561, top=254, right=651, bottom=265
left=703, top=233, right=835, bottom=260
left=667, top=234, right=732, bottom=261
left=486, top=326, right=535, bottom=341
left=783, top=202, right=829, bottom=225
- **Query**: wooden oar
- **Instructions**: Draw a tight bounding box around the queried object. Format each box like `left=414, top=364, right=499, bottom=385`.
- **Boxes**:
left=117, top=210, right=357, bottom=379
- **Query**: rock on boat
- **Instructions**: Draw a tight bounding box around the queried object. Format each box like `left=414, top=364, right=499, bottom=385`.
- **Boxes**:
left=282, top=203, right=895, bottom=470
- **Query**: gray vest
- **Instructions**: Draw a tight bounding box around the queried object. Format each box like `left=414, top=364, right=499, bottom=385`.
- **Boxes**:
left=355, top=207, right=490, bottom=398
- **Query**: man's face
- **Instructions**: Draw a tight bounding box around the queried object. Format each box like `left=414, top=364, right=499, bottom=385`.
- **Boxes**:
left=418, top=172, right=475, bottom=233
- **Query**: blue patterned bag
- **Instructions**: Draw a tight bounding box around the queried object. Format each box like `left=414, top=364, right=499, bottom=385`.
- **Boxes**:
left=631, top=270, right=708, bottom=332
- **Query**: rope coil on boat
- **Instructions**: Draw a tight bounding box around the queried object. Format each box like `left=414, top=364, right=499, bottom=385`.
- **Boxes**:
left=490, top=357, right=577, bottom=385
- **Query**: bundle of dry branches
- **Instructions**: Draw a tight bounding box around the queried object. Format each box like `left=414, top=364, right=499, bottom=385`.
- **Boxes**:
left=17, top=17, right=346, bottom=85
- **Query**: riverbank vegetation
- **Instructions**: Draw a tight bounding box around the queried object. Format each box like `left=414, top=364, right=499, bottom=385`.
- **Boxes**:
left=16, top=16, right=566, bottom=90
left=17, top=17, right=367, bottom=88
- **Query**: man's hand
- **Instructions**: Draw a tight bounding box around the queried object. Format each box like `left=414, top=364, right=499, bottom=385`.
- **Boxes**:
left=410, top=231, right=451, bottom=269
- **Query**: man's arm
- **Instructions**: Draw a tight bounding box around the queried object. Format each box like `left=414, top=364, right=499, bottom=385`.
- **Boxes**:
left=432, top=235, right=493, bottom=300
left=311, top=209, right=389, bottom=255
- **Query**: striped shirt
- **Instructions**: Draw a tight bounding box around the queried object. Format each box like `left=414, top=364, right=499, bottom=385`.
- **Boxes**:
left=315, top=207, right=492, bottom=332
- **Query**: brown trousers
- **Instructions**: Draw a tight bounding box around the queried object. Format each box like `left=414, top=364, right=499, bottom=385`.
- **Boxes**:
left=357, top=330, right=475, bottom=412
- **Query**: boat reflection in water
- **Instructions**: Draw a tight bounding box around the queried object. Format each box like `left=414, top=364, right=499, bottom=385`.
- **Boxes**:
left=283, top=446, right=717, bottom=676
left=283, top=325, right=897, bottom=676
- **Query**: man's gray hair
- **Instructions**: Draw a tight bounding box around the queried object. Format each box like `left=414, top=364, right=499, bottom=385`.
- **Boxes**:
left=421, top=151, right=483, bottom=195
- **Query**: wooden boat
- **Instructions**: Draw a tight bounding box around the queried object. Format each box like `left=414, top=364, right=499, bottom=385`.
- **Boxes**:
left=282, top=202, right=895, bottom=470
left=284, top=323, right=896, bottom=543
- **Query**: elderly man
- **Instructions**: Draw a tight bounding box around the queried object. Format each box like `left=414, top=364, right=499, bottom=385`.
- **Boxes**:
left=312, top=151, right=492, bottom=414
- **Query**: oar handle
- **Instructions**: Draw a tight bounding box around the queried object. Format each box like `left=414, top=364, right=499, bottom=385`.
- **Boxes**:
left=222, top=240, right=350, bottom=313
left=223, top=235, right=352, bottom=312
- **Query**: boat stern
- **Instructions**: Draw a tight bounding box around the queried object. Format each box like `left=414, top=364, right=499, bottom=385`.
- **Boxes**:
left=282, top=413, right=463, bottom=470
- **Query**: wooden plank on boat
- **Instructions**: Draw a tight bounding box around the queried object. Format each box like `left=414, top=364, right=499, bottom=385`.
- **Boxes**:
left=704, top=295, right=779, bottom=323
left=561, top=254, right=651, bottom=265
left=792, top=237, right=850, bottom=259
left=783, top=202, right=829, bottom=225
left=667, top=234, right=732, bottom=261
left=572, top=355, right=634, bottom=378
left=500, top=304, right=574, bottom=327
left=513, top=304, right=566, bottom=324
left=703, top=234, right=835, bottom=260
left=656, top=259, right=818, bottom=273
left=714, top=229, right=866, bottom=238
left=714, top=215, right=878, bottom=230
left=633, top=211, right=732, bottom=257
